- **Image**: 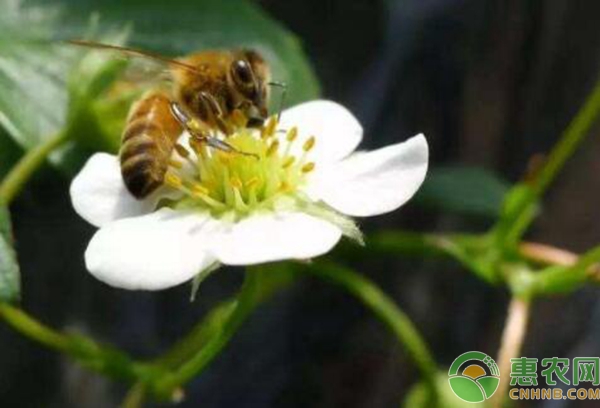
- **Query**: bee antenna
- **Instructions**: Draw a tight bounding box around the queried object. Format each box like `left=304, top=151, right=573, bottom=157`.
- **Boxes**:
left=268, top=81, right=287, bottom=122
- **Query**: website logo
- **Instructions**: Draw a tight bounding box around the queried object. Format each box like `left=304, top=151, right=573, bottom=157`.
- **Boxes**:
left=448, top=351, right=501, bottom=403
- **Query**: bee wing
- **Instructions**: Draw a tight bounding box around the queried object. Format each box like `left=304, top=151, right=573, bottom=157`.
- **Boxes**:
left=66, top=40, right=203, bottom=87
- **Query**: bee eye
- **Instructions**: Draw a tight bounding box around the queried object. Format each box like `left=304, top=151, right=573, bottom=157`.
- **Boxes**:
left=232, top=60, right=253, bottom=85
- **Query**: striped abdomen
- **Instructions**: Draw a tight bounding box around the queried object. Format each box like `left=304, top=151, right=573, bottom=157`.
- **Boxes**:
left=120, top=91, right=183, bottom=198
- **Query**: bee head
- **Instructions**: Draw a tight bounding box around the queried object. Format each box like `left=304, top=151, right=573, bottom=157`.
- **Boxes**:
left=230, top=50, right=270, bottom=127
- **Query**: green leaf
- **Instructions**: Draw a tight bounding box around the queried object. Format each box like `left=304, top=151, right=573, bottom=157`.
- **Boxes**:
left=0, top=205, right=20, bottom=302
left=0, top=130, right=22, bottom=179
left=0, top=0, right=319, bottom=172
left=54, top=0, right=320, bottom=107
left=415, top=166, right=511, bottom=218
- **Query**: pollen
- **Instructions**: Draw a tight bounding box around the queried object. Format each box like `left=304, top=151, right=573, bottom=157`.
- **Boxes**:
left=231, top=109, right=247, bottom=128
left=190, top=183, right=209, bottom=196
left=169, top=159, right=183, bottom=169
left=165, top=172, right=183, bottom=188
left=245, top=177, right=260, bottom=188
left=301, top=162, right=315, bottom=173
left=230, top=177, right=243, bottom=189
left=174, top=143, right=190, bottom=158
left=286, top=127, right=298, bottom=142
left=261, top=116, right=278, bottom=139
left=282, top=156, right=295, bottom=168
left=303, top=136, right=316, bottom=152
left=267, top=140, right=280, bottom=157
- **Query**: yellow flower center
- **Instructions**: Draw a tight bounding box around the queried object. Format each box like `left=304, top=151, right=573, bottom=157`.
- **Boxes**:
left=164, top=116, right=316, bottom=216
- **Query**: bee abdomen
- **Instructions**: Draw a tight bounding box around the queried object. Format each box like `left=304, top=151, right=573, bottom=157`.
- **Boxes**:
left=119, top=92, right=182, bottom=199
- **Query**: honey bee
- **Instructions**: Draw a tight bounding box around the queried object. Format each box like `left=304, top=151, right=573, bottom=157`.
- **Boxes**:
left=68, top=40, right=281, bottom=199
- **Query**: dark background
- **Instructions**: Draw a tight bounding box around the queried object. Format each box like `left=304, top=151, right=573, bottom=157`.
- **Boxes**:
left=1, top=0, right=600, bottom=407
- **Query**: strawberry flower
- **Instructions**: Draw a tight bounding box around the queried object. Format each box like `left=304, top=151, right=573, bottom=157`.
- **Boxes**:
left=70, top=100, right=428, bottom=290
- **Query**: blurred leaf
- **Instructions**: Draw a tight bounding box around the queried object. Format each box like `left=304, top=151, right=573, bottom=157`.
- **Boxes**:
left=0, top=2, right=79, bottom=168
left=0, top=130, right=22, bottom=178
left=0, top=205, right=20, bottom=302
left=415, top=166, right=511, bottom=218
left=0, top=0, right=319, bottom=174
left=53, top=0, right=320, bottom=107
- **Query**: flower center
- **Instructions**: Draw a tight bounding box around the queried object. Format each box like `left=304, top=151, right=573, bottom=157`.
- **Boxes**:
left=163, top=116, right=316, bottom=217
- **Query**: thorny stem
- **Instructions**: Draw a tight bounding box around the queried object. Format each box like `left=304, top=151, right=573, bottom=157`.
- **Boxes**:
left=0, top=130, right=69, bottom=205
left=492, top=297, right=531, bottom=408
left=303, top=261, right=439, bottom=404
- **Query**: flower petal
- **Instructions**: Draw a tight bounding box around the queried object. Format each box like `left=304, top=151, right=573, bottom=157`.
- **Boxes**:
left=70, top=153, right=158, bottom=227
left=277, top=100, right=362, bottom=163
left=308, top=134, right=428, bottom=217
left=211, top=212, right=342, bottom=265
left=85, top=208, right=217, bottom=290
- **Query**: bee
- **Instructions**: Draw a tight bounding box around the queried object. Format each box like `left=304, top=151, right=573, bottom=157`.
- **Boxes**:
left=68, top=40, right=282, bottom=199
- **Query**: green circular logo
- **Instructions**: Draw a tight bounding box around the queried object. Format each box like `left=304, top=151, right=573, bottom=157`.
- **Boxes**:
left=448, top=351, right=501, bottom=403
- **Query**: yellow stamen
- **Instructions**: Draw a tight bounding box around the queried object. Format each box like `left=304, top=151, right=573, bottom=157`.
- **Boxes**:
left=169, top=159, right=183, bottom=169
left=230, top=177, right=243, bottom=189
left=245, top=177, right=260, bottom=189
left=278, top=181, right=291, bottom=192
left=301, top=162, right=315, bottom=173
left=286, top=127, right=298, bottom=142
left=267, top=140, right=280, bottom=157
left=165, top=172, right=183, bottom=188
left=231, top=109, right=247, bottom=128
left=190, top=183, right=209, bottom=196
left=189, top=138, right=204, bottom=155
left=188, top=119, right=204, bottom=134
left=303, top=136, right=316, bottom=152
left=261, top=116, right=277, bottom=139
left=174, top=143, right=190, bottom=158
left=282, top=156, right=295, bottom=168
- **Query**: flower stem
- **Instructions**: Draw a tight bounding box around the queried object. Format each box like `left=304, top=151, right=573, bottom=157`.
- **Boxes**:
left=0, top=130, right=69, bottom=205
left=0, top=303, right=160, bottom=382
left=120, top=383, right=146, bottom=408
left=492, top=297, right=531, bottom=408
left=501, top=74, right=600, bottom=243
left=153, top=269, right=262, bottom=399
left=303, top=261, right=439, bottom=403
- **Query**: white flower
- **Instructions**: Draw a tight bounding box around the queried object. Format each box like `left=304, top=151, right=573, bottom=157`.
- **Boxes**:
left=70, top=100, right=428, bottom=291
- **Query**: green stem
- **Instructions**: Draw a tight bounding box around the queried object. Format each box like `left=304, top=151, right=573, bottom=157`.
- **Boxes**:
left=532, top=245, right=600, bottom=294
left=303, top=261, right=439, bottom=402
left=120, top=383, right=146, bottom=408
left=0, top=303, right=160, bottom=382
left=0, top=303, right=71, bottom=352
left=153, top=270, right=262, bottom=399
left=501, top=75, right=600, bottom=242
left=0, top=130, right=69, bottom=205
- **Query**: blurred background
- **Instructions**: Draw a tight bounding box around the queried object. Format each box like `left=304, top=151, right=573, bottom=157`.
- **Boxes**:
left=0, top=0, right=599, bottom=407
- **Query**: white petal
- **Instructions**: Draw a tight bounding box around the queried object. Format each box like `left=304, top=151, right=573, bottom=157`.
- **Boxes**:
left=85, top=208, right=217, bottom=290
left=70, top=153, right=158, bottom=227
left=308, top=134, right=428, bottom=217
left=211, top=212, right=342, bottom=265
left=277, top=100, right=362, bottom=163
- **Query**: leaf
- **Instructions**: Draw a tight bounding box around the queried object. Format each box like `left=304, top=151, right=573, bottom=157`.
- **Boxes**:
left=415, top=166, right=511, bottom=218
left=0, top=205, right=20, bottom=302
left=0, top=130, right=22, bottom=179
left=0, top=0, right=319, bottom=172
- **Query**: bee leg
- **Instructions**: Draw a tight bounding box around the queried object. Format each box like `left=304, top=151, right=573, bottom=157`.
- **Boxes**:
left=199, top=92, right=234, bottom=136
left=204, top=137, right=258, bottom=159
left=267, top=80, right=288, bottom=122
